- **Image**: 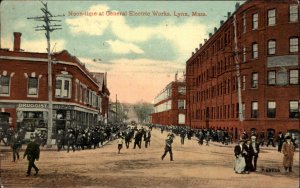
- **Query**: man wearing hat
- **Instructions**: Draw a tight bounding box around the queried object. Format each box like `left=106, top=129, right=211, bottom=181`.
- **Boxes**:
left=23, top=134, right=40, bottom=176
left=282, top=136, right=295, bottom=172
left=161, top=134, right=174, bottom=161
left=250, top=135, right=260, bottom=171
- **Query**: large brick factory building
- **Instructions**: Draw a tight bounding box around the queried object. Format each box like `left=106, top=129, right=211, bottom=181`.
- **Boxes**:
left=186, top=0, right=299, bottom=139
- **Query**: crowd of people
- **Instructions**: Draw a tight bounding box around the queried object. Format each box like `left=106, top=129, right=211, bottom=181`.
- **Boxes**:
left=1, top=123, right=298, bottom=177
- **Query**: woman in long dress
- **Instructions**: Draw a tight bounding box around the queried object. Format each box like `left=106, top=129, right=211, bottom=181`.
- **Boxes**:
left=234, top=139, right=246, bottom=174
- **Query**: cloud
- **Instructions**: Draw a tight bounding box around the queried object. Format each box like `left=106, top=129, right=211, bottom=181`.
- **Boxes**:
left=65, top=4, right=208, bottom=61
left=79, top=57, right=185, bottom=103
left=1, top=36, right=66, bottom=53
left=66, top=4, right=111, bottom=36
left=106, top=40, right=144, bottom=54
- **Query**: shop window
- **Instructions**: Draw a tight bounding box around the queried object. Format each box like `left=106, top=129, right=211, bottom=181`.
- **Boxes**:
left=28, top=77, right=38, bottom=96
left=289, top=101, right=299, bottom=118
left=0, top=75, right=10, bottom=95
left=268, top=71, right=276, bottom=85
left=55, top=77, right=71, bottom=98
left=251, top=101, right=258, bottom=118
left=267, top=101, right=276, bottom=118
left=289, top=4, right=298, bottom=22
left=267, top=9, right=276, bottom=26
left=289, top=70, right=299, bottom=85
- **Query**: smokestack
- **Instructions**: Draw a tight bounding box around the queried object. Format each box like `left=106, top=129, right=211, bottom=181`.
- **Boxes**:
left=13, top=32, right=22, bottom=51
left=235, top=3, right=240, bottom=10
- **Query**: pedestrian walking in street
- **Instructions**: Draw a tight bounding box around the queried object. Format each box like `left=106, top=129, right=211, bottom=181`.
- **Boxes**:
left=282, top=136, right=295, bottom=173
left=277, top=132, right=285, bottom=153
left=234, top=139, right=246, bottom=174
left=23, top=134, right=40, bottom=176
left=10, top=133, right=21, bottom=162
left=161, top=133, right=174, bottom=161
left=117, top=136, right=123, bottom=154
left=180, top=129, right=186, bottom=145
left=244, top=139, right=254, bottom=173
left=259, top=129, right=265, bottom=146
left=250, top=135, right=259, bottom=172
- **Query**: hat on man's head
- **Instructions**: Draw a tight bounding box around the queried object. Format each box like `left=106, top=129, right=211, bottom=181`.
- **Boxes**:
left=285, top=135, right=291, bottom=140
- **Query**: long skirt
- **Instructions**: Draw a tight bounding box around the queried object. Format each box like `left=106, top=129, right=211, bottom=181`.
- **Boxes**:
left=234, top=155, right=246, bottom=173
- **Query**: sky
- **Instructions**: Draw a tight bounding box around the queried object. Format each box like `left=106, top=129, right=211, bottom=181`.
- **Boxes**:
left=0, top=0, right=245, bottom=104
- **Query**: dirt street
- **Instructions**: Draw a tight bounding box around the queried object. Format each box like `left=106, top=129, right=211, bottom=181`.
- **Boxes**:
left=0, top=128, right=299, bottom=188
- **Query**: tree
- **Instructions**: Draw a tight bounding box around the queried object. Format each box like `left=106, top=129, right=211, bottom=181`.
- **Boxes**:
left=133, top=102, right=154, bottom=124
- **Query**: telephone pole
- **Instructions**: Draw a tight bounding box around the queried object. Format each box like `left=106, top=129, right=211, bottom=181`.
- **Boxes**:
left=27, top=1, right=64, bottom=147
left=233, top=14, right=244, bottom=122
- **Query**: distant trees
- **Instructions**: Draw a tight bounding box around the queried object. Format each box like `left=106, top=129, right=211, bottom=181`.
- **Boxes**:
left=133, top=102, right=154, bottom=124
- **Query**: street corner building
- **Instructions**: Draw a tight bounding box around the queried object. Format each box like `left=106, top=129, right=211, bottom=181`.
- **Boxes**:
left=0, top=32, right=110, bottom=137
left=185, top=0, right=299, bottom=139
left=151, top=73, right=186, bottom=127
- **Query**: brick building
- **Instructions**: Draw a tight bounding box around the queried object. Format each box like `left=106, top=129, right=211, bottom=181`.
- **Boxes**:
left=151, top=74, right=186, bottom=126
left=0, top=32, right=110, bottom=135
left=186, top=0, right=299, bottom=139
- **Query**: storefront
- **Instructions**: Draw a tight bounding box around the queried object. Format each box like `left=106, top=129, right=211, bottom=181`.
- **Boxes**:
left=1, top=102, right=99, bottom=135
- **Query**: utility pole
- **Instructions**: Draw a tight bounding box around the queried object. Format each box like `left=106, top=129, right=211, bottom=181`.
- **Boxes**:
left=233, top=14, right=244, bottom=122
left=116, top=94, right=118, bottom=123
left=27, top=1, right=64, bottom=147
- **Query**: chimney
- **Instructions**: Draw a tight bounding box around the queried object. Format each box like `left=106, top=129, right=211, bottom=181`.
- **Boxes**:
left=220, top=20, right=224, bottom=26
left=200, top=43, right=203, bottom=48
left=192, top=52, right=195, bottom=55
left=209, top=33, right=212, bottom=38
left=195, top=48, right=198, bottom=52
left=204, top=39, right=207, bottom=43
left=214, top=27, right=217, bottom=33
left=227, top=12, right=231, bottom=18
left=13, top=32, right=22, bottom=51
left=235, top=3, right=240, bottom=10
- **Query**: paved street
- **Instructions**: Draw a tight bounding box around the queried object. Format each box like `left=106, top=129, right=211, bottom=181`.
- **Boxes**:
left=0, top=127, right=299, bottom=188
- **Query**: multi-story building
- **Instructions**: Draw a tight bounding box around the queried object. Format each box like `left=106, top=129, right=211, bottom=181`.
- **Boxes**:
left=0, top=32, right=110, bottom=134
left=186, top=0, right=299, bottom=139
left=151, top=74, right=186, bottom=126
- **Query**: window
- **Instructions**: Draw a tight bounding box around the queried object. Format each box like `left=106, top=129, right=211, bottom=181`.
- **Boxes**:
left=289, top=37, right=299, bottom=53
left=243, top=14, right=246, bottom=33
left=178, top=100, right=186, bottom=110
left=289, top=5, right=298, bottom=22
left=268, top=71, right=276, bottom=85
left=243, top=47, right=246, bottom=63
left=0, top=76, right=10, bottom=95
left=267, top=101, right=276, bottom=118
left=28, top=77, right=38, bottom=96
left=178, top=86, right=186, bottom=94
left=268, top=40, right=276, bottom=55
left=251, top=101, right=258, bottom=118
left=55, top=77, right=71, bottom=98
left=252, top=43, right=258, bottom=59
left=268, top=9, right=276, bottom=26
left=242, top=75, right=246, bottom=90
left=289, top=101, right=299, bottom=118
left=252, top=13, right=258, bottom=30
left=242, top=103, right=245, bottom=119
left=251, top=73, right=258, bottom=88
left=289, top=70, right=299, bottom=85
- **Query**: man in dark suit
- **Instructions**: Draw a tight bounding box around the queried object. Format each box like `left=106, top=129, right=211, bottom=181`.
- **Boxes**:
left=161, top=133, right=174, bottom=161
left=250, top=135, right=260, bottom=171
left=23, top=134, right=40, bottom=176
left=244, top=139, right=254, bottom=173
